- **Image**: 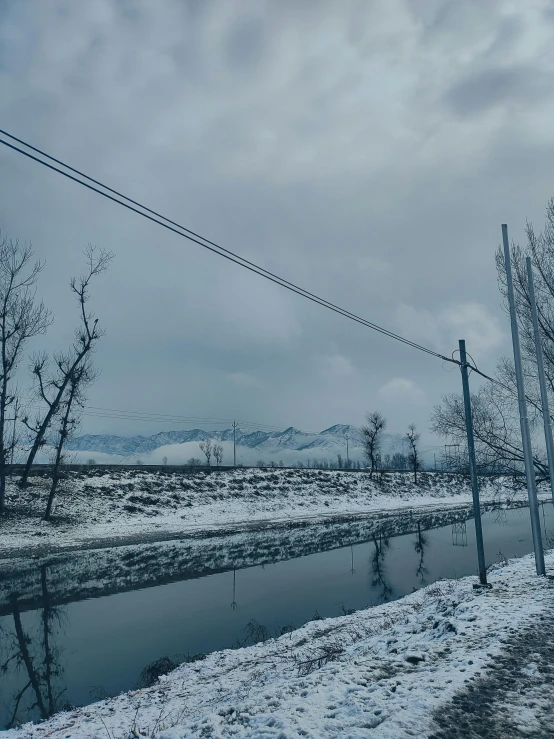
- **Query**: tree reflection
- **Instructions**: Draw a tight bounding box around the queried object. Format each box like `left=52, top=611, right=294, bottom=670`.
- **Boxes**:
left=230, top=569, right=238, bottom=610
left=2, top=565, right=68, bottom=728
left=540, top=501, right=549, bottom=541
left=451, top=520, right=468, bottom=547
left=414, top=523, right=429, bottom=585
left=370, top=535, right=392, bottom=602
left=494, top=508, right=508, bottom=525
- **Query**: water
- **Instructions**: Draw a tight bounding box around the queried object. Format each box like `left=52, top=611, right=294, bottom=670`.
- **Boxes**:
left=1, top=502, right=552, bottom=728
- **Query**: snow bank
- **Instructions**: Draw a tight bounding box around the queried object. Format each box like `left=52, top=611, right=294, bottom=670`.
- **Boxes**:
left=0, top=469, right=541, bottom=558
left=7, top=549, right=554, bottom=738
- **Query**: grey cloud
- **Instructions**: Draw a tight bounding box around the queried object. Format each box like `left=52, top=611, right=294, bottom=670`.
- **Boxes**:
left=224, top=16, right=266, bottom=71
left=0, top=0, right=553, bottom=449
left=443, top=66, right=552, bottom=117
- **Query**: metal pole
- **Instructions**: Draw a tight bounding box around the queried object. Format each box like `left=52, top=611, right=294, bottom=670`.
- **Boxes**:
left=10, top=399, right=18, bottom=472
left=503, top=224, right=545, bottom=575
left=526, top=256, right=554, bottom=506
left=459, top=339, right=488, bottom=585
left=11, top=407, right=16, bottom=464
left=233, top=420, right=236, bottom=467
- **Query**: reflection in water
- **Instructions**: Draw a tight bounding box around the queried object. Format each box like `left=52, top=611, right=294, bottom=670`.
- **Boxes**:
left=414, top=523, right=428, bottom=586
left=451, top=521, right=468, bottom=547
left=539, top=501, right=554, bottom=546
left=540, top=501, right=550, bottom=541
left=494, top=508, right=508, bottom=525
left=370, top=535, right=392, bottom=603
left=2, top=566, right=68, bottom=728
left=230, top=569, right=238, bottom=610
left=137, top=656, right=179, bottom=689
left=350, top=544, right=355, bottom=575
left=2, top=503, right=554, bottom=729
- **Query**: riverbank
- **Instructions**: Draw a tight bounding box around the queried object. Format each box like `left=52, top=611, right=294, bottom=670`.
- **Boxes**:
left=0, top=503, right=484, bottom=614
left=0, top=469, right=540, bottom=558
left=6, top=548, right=553, bottom=738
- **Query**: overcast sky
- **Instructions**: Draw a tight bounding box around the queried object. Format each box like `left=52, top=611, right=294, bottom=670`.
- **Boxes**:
left=1, top=0, right=554, bottom=449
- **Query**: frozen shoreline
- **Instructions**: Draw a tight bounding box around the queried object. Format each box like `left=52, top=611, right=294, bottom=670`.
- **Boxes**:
left=0, top=468, right=542, bottom=559
left=0, top=503, right=480, bottom=614
left=6, top=549, right=554, bottom=738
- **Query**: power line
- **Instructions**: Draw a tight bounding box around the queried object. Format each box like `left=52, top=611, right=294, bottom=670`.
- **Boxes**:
left=84, top=406, right=289, bottom=431
left=18, top=392, right=287, bottom=430
left=22, top=402, right=316, bottom=434
left=0, top=129, right=459, bottom=365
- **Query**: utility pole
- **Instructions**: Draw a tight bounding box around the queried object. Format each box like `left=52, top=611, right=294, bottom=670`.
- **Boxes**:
left=345, top=434, right=349, bottom=467
left=232, top=420, right=237, bottom=467
left=526, top=256, right=554, bottom=506
left=503, top=224, right=545, bottom=576
left=10, top=399, right=19, bottom=468
left=459, top=339, right=488, bottom=586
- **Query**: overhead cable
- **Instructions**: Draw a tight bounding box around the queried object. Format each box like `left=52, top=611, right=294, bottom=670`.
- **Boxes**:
left=0, top=129, right=459, bottom=365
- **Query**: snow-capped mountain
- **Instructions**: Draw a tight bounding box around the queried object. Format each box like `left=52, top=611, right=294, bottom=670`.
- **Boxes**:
left=64, top=425, right=405, bottom=460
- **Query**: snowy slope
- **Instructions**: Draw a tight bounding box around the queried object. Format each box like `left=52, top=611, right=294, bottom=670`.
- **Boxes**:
left=0, top=469, right=542, bottom=558
left=6, top=549, right=554, bottom=738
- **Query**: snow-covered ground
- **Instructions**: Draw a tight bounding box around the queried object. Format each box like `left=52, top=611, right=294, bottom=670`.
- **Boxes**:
left=0, top=469, right=540, bottom=557
left=6, top=549, right=554, bottom=738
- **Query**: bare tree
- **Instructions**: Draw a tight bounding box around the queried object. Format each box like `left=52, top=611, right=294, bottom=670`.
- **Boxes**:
left=199, top=438, right=212, bottom=466
left=0, top=236, right=52, bottom=511
left=496, top=203, right=554, bottom=404
left=44, top=361, right=96, bottom=521
left=162, top=455, right=168, bottom=466
left=213, top=443, right=223, bottom=466
left=406, top=423, right=421, bottom=484
left=433, top=199, right=554, bottom=479
left=430, top=377, right=545, bottom=476
left=391, top=451, right=409, bottom=470
left=360, top=412, right=387, bottom=478
left=20, top=245, right=113, bottom=489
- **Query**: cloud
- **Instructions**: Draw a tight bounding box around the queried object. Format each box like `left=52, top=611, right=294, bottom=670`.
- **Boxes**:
left=356, top=256, right=392, bottom=274
left=442, top=66, right=552, bottom=117
left=0, top=0, right=551, bottom=442
left=228, top=371, right=264, bottom=389
left=320, top=354, right=356, bottom=378
left=377, top=377, right=427, bottom=406
left=396, top=302, right=505, bottom=359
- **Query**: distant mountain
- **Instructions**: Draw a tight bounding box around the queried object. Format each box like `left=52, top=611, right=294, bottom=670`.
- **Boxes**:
left=64, top=425, right=405, bottom=459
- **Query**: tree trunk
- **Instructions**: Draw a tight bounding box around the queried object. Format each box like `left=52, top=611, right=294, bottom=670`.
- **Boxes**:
left=44, top=435, right=64, bottom=521
left=21, top=346, right=89, bottom=489
left=44, top=380, right=77, bottom=521
left=0, top=322, right=7, bottom=511
left=21, top=390, right=64, bottom=489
